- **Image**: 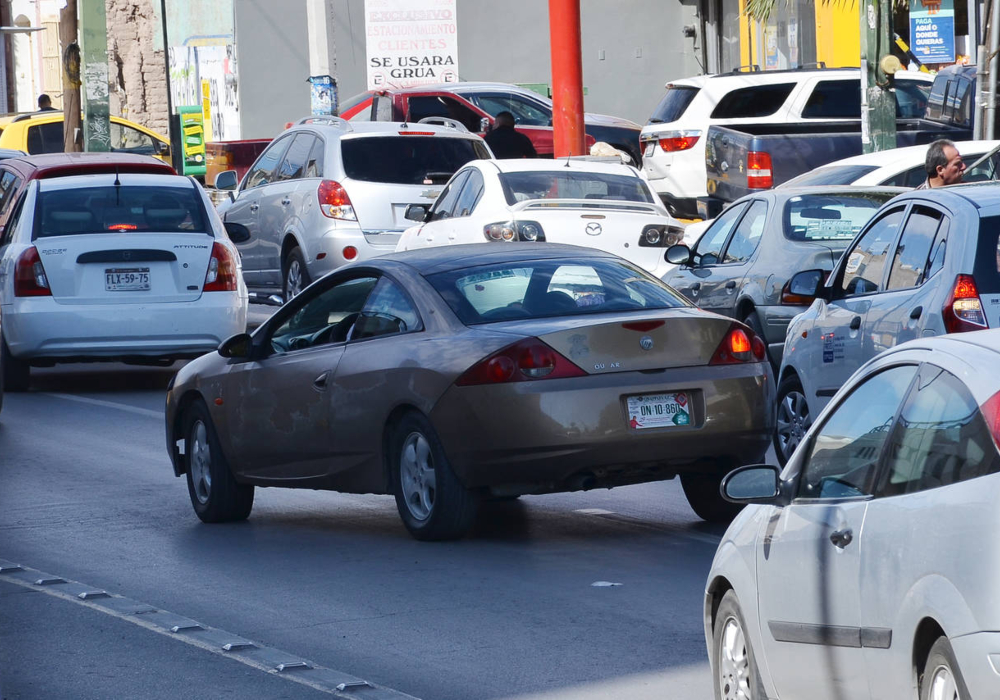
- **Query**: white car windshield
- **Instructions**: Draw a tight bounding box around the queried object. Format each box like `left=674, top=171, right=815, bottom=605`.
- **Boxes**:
left=498, top=171, right=654, bottom=206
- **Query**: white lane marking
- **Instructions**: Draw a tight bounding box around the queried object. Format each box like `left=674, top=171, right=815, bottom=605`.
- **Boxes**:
left=573, top=508, right=615, bottom=515
left=42, top=392, right=163, bottom=419
left=0, top=559, right=420, bottom=699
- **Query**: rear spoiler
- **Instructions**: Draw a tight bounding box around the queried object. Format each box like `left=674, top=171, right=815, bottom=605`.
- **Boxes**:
left=513, top=198, right=664, bottom=215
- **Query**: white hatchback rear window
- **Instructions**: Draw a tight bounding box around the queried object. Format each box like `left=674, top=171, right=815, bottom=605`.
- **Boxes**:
left=34, top=185, right=207, bottom=238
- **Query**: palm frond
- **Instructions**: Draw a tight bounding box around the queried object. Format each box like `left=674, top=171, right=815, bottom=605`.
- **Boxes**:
left=745, top=0, right=780, bottom=24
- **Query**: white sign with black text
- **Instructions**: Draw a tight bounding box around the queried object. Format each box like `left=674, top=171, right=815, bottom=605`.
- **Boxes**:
left=365, top=0, right=459, bottom=90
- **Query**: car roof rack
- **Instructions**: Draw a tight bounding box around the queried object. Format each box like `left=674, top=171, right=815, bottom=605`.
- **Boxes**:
left=416, top=116, right=469, bottom=133
left=296, top=115, right=353, bottom=131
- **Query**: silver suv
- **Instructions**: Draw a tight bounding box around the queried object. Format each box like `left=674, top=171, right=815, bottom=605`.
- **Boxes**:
left=775, top=183, right=1000, bottom=464
left=217, top=117, right=492, bottom=302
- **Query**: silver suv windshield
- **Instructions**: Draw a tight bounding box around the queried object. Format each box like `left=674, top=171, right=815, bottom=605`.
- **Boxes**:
left=341, top=136, right=490, bottom=185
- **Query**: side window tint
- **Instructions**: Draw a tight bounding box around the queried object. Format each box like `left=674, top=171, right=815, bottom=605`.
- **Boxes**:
left=466, top=92, right=551, bottom=126
left=887, top=207, right=943, bottom=290
left=454, top=169, right=485, bottom=217
left=5, top=191, right=29, bottom=245
left=841, top=208, right=904, bottom=296
left=0, top=172, right=21, bottom=218
left=244, top=136, right=292, bottom=189
left=695, top=203, right=747, bottom=264
left=353, top=277, right=421, bottom=339
left=802, top=80, right=861, bottom=119
left=269, top=277, right=378, bottom=354
left=305, top=138, right=325, bottom=178
left=430, top=170, right=470, bottom=221
left=709, top=84, right=796, bottom=119
left=26, top=123, right=64, bottom=154
left=963, top=152, right=997, bottom=182
left=275, top=134, right=314, bottom=181
left=723, top=200, right=767, bottom=263
left=110, top=123, right=155, bottom=153
left=881, top=165, right=927, bottom=188
left=407, top=96, right=482, bottom=132
left=799, top=365, right=918, bottom=499
left=894, top=79, right=930, bottom=119
left=878, top=367, right=999, bottom=496
left=924, top=219, right=948, bottom=281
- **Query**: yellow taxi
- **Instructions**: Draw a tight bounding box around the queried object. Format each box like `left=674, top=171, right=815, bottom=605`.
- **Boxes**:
left=0, top=111, right=171, bottom=164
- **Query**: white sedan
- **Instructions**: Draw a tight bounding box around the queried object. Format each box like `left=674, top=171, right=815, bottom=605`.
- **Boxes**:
left=395, top=158, right=686, bottom=277
left=0, top=173, right=248, bottom=392
left=780, top=139, right=1000, bottom=188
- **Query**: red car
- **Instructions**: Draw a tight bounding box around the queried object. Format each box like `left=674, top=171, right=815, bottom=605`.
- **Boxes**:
left=0, top=152, right=175, bottom=230
left=345, top=83, right=643, bottom=163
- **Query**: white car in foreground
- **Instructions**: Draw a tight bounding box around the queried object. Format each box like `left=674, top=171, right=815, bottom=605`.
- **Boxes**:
left=395, top=158, right=685, bottom=277
left=0, top=173, right=248, bottom=391
left=708, top=330, right=1000, bottom=700
left=780, top=139, right=1000, bottom=188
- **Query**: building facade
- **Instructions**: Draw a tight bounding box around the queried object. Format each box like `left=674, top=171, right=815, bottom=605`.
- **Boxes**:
left=0, top=0, right=980, bottom=143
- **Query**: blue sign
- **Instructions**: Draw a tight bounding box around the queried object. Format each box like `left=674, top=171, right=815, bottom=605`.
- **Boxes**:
left=910, top=0, right=955, bottom=64
left=309, top=75, right=338, bottom=116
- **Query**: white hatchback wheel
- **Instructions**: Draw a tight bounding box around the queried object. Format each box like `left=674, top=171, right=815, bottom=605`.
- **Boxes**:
left=719, top=615, right=752, bottom=700
left=927, top=665, right=959, bottom=700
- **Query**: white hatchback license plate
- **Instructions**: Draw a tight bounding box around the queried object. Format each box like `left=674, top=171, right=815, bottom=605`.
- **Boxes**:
left=643, top=142, right=655, bottom=157
left=105, top=267, right=150, bottom=291
left=627, top=392, right=691, bottom=429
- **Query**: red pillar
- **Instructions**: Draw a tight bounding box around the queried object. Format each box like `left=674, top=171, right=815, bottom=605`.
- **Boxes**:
left=548, top=0, right=586, bottom=158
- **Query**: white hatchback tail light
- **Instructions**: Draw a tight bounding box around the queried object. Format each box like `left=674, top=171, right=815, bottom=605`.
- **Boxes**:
left=14, top=246, right=51, bottom=297
left=943, top=274, right=988, bottom=333
left=204, top=242, right=239, bottom=292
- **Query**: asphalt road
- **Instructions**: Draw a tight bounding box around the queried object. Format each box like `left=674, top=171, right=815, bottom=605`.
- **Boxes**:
left=0, top=358, right=741, bottom=700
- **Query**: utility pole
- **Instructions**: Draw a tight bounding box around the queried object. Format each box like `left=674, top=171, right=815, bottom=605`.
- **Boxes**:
left=860, top=0, right=896, bottom=153
left=79, top=0, right=109, bottom=152
left=307, top=0, right=337, bottom=115
left=548, top=0, right=586, bottom=157
left=60, top=0, right=80, bottom=152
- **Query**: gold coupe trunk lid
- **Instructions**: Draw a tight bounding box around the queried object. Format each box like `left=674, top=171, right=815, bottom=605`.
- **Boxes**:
left=523, top=310, right=735, bottom=374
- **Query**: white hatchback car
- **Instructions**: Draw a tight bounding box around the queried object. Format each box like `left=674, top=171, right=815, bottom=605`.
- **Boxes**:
left=706, top=330, right=1000, bottom=700
left=0, top=173, right=248, bottom=391
left=780, top=139, right=1000, bottom=188
left=395, top=158, right=686, bottom=277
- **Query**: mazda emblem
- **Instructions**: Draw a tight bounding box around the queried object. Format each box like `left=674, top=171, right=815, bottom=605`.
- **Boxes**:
left=585, top=222, right=602, bottom=236
left=640, top=336, right=654, bottom=351
left=123, top=251, right=131, bottom=261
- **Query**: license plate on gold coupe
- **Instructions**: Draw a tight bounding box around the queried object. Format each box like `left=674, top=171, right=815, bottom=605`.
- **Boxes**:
left=627, top=392, right=690, bottom=429
left=105, top=267, right=150, bottom=291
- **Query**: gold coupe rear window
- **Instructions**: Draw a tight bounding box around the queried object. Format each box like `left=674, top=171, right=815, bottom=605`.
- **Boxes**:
left=427, top=258, right=688, bottom=324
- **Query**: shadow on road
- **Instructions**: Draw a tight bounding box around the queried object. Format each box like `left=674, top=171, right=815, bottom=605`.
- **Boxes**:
left=26, top=363, right=181, bottom=393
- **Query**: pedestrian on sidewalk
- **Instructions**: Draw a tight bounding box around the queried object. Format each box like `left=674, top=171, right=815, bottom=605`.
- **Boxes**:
left=916, top=139, right=966, bottom=189
left=485, top=111, right=537, bottom=159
